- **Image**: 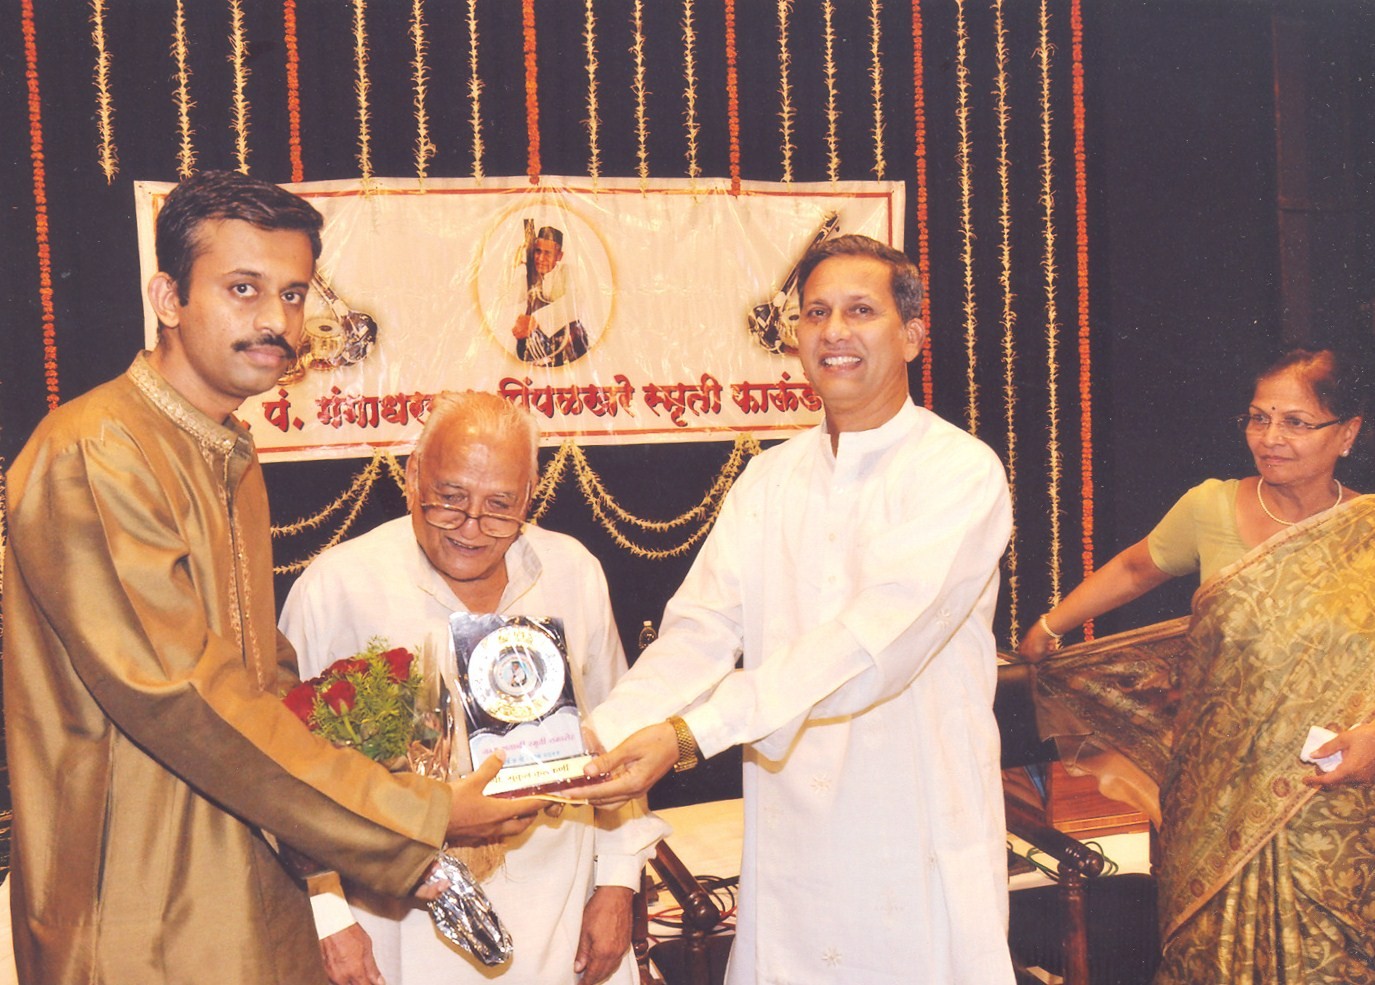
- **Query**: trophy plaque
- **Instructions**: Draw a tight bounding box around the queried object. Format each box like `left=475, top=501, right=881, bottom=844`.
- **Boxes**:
left=449, top=613, right=596, bottom=798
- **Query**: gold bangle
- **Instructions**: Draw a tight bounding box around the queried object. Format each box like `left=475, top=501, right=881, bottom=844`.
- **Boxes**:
left=667, top=716, right=700, bottom=773
left=1039, top=614, right=1065, bottom=642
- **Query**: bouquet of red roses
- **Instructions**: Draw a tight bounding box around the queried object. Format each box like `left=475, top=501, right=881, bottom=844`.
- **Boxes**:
left=284, top=640, right=430, bottom=768
left=283, top=638, right=513, bottom=965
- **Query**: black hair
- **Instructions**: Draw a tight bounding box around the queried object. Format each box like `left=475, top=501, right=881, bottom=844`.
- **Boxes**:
left=796, top=233, right=924, bottom=322
left=155, top=170, right=323, bottom=304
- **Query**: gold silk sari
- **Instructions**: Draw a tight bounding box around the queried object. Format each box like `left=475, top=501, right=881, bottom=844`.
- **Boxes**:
left=1035, top=496, right=1375, bottom=984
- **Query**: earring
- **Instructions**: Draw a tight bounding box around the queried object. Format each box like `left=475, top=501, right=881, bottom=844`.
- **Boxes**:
left=1341, top=449, right=1351, bottom=457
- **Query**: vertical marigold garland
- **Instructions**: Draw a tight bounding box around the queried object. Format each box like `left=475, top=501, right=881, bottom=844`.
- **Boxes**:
left=228, top=0, right=251, bottom=173
left=954, top=0, right=979, bottom=434
left=352, top=0, right=374, bottom=185
left=681, top=0, right=701, bottom=184
left=1072, top=0, right=1095, bottom=635
left=282, top=0, right=302, bottom=181
left=467, top=0, right=485, bottom=181
left=91, top=0, right=117, bottom=182
left=868, top=0, right=886, bottom=179
left=910, top=0, right=932, bottom=407
left=410, top=0, right=436, bottom=185
left=776, top=0, right=795, bottom=184
left=172, top=0, right=197, bottom=179
left=993, top=0, right=1020, bottom=642
left=724, top=0, right=741, bottom=194
left=821, top=0, right=841, bottom=184
left=583, top=0, right=602, bottom=187
left=21, top=0, right=59, bottom=409
left=631, top=0, right=650, bottom=189
left=1038, top=0, right=1064, bottom=606
left=523, top=0, right=540, bottom=183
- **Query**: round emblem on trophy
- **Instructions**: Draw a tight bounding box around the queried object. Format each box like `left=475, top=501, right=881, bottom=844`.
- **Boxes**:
left=467, top=623, right=567, bottom=723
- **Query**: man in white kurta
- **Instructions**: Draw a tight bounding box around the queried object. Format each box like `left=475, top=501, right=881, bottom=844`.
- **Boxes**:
left=582, top=236, right=1016, bottom=984
left=280, top=393, right=664, bottom=985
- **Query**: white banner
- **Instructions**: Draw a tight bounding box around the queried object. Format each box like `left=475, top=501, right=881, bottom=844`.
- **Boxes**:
left=135, top=176, right=905, bottom=461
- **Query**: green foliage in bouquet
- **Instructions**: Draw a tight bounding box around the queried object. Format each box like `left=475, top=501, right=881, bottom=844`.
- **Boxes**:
left=284, top=638, right=428, bottom=766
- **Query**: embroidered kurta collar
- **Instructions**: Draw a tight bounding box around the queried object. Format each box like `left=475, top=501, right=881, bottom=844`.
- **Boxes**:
left=127, top=352, right=255, bottom=465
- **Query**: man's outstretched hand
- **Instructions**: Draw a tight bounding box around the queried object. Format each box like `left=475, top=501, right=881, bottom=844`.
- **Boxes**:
left=576, top=722, right=680, bottom=809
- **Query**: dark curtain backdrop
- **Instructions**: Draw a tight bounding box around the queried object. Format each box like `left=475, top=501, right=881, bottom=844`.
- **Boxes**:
left=3, top=1, right=1374, bottom=811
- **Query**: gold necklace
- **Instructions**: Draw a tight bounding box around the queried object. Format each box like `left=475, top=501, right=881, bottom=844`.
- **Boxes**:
left=1256, top=477, right=1342, bottom=526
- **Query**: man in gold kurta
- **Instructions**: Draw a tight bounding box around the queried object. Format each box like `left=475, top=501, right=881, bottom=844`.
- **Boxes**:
left=2, top=171, right=541, bottom=985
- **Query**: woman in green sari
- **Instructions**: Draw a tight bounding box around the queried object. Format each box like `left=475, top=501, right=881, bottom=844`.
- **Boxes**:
left=1018, top=348, right=1374, bottom=983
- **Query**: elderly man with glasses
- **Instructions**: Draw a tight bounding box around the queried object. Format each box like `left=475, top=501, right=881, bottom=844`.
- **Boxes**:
left=280, top=390, right=664, bottom=985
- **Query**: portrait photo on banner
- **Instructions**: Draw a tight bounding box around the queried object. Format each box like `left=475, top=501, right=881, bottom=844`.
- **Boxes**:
left=134, top=175, right=904, bottom=462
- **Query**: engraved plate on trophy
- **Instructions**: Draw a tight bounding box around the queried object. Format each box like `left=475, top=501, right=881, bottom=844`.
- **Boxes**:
left=449, top=613, right=595, bottom=798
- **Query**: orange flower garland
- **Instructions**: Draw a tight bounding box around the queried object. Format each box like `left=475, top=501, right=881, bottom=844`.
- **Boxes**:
left=467, top=0, right=485, bottom=181
left=631, top=0, right=650, bottom=188
left=910, top=0, right=932, bottom=407
left=868, top=0, right=886, bottom=179
left=1072, top=0, right=1095, bottom=635
left=725, top=0, right=740, bottom=194
left=821, top=0, right=840, bottom=184
left=411, top=0, right=436, bottom=184
left=523, top=0, right=540, bottom=184
left=352, top=0, right=374, bottom=185
left=283, top=0, right=303, bottom=181
left=22, top=0, right=59, bottom=409
left=583, top=0, right=602, bottom=187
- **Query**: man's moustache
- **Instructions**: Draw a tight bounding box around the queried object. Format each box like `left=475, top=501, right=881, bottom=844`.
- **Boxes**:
left=233, top=335, right=296, bottom=356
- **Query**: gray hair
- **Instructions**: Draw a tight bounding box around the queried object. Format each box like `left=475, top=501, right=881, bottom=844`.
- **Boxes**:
left=407, top=391, right=540, bottom=504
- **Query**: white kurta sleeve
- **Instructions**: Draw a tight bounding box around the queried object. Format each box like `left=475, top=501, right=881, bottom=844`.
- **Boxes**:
left=575, top=558, right=670, bottom=888
left=684, top=440, right=1011, bottom=760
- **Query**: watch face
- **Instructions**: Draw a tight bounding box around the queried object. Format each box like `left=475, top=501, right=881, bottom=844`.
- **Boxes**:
left=466, top=622, right=567, bottom=723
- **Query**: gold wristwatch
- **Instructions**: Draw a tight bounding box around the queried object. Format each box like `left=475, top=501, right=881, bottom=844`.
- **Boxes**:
left=667, top=716, right=700, bottom=773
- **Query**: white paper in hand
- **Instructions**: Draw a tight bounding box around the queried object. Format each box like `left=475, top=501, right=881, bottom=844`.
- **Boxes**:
left=1300, top=725, right=1343, bottom=773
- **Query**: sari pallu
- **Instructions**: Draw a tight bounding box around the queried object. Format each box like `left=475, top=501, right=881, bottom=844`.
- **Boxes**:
left=1034, top=496, right=1375, bottom=984
left=1156, top=495, right=1375, bottom=983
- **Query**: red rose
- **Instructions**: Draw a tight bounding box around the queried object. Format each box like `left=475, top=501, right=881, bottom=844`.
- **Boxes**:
left=284, top=682, right=317, bottom=726
left=381, top=647, right=413, bottom=682
left=326, top=657, right=370, bottom=678
left=322, top=680, right=357, bottom=714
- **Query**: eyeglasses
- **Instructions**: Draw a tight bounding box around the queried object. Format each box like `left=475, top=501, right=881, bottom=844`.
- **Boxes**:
left=418, top=503, right=525, bottom=537
left=1234, top=412, right=1346, bottom=438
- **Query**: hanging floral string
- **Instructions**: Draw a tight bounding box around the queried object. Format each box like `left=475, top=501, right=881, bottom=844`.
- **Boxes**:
left=352, top=0, right=374, bottom=186
left=724, top=0, right=741, bottom=195
left=283, top=0, right=302, bottom=181
left=631, top=0, right=650, bottom=189
left=91, top=0, right=118, bottom=183
left=173, top=0, right=197, bottom=179
left=229, top=0, right=251, bottom=173
left=523, top=0, right=540, bottom=183
left=272, top=439, right=763, bottom=571
left=21, top=0, right=59, bottom=410
left=821, top=0, right=840, bottom=184
left=776, top=0, right=795, bottom=184
left=556, top=437, right=762, bottom=560
left=954, top=0, right=979, bottom=434
left=272, top=452, right=407, bottom=574
left=993, top=0, right=1020, bottom=643
left=466, top=0, right=485, bottom=181
left=682, top=0, right=701, bottom=184
left=910, top=0, right=932, bottom=408
left=0, top=458, right=8, bottom=633
left=868, top=0, right=886, bottom=179
left=583, top=0, right=602, bottom=188
left=1072, top=0, right=1095, bottom=636
left=1038, top=0, right=1064, bottom=607
left=410, top=0, right=436, bottom=185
